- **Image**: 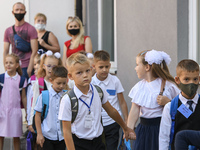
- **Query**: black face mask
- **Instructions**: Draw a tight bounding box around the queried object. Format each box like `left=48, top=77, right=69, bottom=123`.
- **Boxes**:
left=14, top=13, right=25, bottom=21
left=68, top=29, right=80, bottom=35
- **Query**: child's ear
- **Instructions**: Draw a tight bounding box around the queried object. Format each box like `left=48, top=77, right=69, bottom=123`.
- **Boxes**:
left=175, top=76, right=180, bottom=84
left=49, top=78, right=53, bottom=83
left=145, top=64, right=151, bottom=71
left=68, top=73, right=73, bottom=80
left=43, top=64, right=46, bottom=69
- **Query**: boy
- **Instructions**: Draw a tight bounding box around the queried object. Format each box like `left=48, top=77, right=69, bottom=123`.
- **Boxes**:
left=159, top=59, right=200, bottom=150
left=35, top=66, right=68, bottom=150
left=91, top=50, right=128, bottom=150
left=58, top=53, right=135, bottom=150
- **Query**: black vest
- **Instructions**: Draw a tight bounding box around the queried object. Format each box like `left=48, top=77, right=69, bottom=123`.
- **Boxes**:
left=171, top=98, right=200, bottom=150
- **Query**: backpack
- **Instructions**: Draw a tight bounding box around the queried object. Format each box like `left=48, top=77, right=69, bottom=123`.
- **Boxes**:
left=0, top=73, right=26, bottom=107
left=60, top=85, right=103, bottom=135
left=32, top=90, right=67, bottom=132
left=38, top=77, right=47, bottom=94
left=169, top=95, right=199, bottom=150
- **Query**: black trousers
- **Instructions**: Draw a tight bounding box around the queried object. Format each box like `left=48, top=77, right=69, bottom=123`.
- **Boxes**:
left=43, top=137, right=66, bottom=150
left=104, top=122, right=120, bottom=150
left=72, top=134, right=105, bottom=150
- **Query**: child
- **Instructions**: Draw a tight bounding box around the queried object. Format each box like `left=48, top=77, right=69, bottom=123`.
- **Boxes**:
left=0, top=53, right=27, bottom=150
left=175, top=130, right=200, bottom=150
left=27, top=53, right=40, bottom=130
left=29, top=50, right=62, bottom=128
left=58, top=53, right=135, bottom=150
left=34, top=66, right=67, bottom=150
left=159, top=59, right=200, bottom=150
left=26, top=53, right=41, bottom=150
left=91, top=50, right=128, bottom=150
left=127, top=49, right=180, bottom=150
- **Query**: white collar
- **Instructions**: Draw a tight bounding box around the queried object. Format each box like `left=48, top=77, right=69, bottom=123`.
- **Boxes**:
left=179, top=93, right=199, bottom=105
left=49, top=86, right=64, bottom=97
left=93, top=73, right=110, bottom=86
left=74, top=84, right=93, bottom=99
left=5, top=71, right=19, bottom=80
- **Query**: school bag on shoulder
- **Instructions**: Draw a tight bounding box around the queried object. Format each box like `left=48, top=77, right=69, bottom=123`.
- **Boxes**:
left=38, top=77, right=47, bottom=94
left=0, top=73, right=26, bottom=108
left=169, top=95, right=199, bottom=150
left=32, top=90, right=67, bottom=132
left=60, top=85, right=103, bottom=135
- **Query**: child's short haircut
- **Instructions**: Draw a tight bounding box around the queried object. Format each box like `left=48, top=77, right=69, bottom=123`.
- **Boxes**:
left=176, top=59, right=199, bottom=76
left=94, top=50, right=110, bottom=62
left=67, top=53, right=90, bottom=70
left=51, top=66, right=68, bottom=80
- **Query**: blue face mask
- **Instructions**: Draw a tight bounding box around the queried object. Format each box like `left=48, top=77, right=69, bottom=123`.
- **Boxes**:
left=179, top=82, right=199, bottom=98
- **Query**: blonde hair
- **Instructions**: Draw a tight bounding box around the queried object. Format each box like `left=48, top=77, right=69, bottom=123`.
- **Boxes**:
left=6, top=53, right=22, bottom=76
left=176, top=59, right=199, bottom=77
left=66, top=16, right=84, bottom=49
left=37, top=54, right=63, bottom=78
left=138, top=50, right=175, bottom=83
left=67, top=53, right=90, bottom=72
left=94, top=50, right=110, bottom=62
left=34, top=13, right=47, bottom=23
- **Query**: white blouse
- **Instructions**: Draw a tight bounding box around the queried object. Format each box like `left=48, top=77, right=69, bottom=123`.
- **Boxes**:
left=129, top=78, right=180, bottom=118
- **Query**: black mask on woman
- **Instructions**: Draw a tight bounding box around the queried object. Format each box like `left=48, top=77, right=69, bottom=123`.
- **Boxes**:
left=14, top=13, right=25, bottom=21
left=68, top=29, right=80, bottom=35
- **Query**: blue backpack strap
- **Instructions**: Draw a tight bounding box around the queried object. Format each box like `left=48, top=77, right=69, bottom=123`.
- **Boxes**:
left=169, top=95, right=179, bottom=145
left=0, top=73, right=5, bottom=92
left=41, top=90, right=49, bottom=120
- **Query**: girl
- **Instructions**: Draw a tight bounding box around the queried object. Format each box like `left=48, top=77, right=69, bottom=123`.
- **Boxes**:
left=62, top=16, right=93, bottom=68
left=29, top=50, right=62, bottom=131
left=0, top=53, right=27, bottom=150
left=127, top=49, right=180, bottom=150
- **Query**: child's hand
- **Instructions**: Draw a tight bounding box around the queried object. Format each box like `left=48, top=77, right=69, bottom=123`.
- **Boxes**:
left=123, top=127, right=136, bottom=141
left=37, top=133, right=45, bottom=148
left=28, top=125, right=35, bottom=133
left=157, top=95, right=170, bottom=106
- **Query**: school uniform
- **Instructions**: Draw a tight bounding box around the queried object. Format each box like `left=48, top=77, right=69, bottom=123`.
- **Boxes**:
left=91, top=73, right=124, bottom=150
left=27, top=76, right=37, bottom=126
left=29, top=79, right=51, bottom=125
left=129, top=78, right=180, bottom=150
left=34, top=86, right=65, bottom=150
left=0, top=72, right=27, bottom=137
left=58, top=84, right=108, bottom=150
left=159, top=93, right=200, bottom=150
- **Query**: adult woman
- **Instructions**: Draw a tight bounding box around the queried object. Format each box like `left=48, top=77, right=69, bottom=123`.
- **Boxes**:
left=34, top=13, right=60, bottom=53
left=62, top=16, right=92, bottom=67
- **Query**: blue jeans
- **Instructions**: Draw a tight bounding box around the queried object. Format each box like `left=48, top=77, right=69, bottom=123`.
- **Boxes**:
left=175, top=130, right=200, bottom=150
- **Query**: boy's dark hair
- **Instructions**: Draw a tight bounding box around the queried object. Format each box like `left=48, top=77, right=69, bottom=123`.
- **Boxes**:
left=94, top=50, right=110, bottom=62
left=176, top=59, right=199, bottom=76
left=51, top=66, right=68, bottom=80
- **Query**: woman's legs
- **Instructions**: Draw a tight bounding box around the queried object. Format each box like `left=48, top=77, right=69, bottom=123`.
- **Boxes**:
left=175, top=130, right=200, bottom=150
left=13, top=137, right=20, bottom=150
left=0, top=137, right=4, bottom=150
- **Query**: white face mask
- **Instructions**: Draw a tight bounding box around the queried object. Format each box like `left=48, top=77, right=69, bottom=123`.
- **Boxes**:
left=35, top=23, right=46, bottom=31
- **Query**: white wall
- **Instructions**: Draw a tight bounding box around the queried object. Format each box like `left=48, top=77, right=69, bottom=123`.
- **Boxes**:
left=0, top=0, right=75, bottom=74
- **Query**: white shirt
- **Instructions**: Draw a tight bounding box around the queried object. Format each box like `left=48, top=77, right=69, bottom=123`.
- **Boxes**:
left=91, top=73, right=124, bottom=126
left=58, top=84, right=108, bottom=140
left=29, top=79, right=52, bottom=125
left=129, top=78, right=180, bottom=118
left=26, top=77, right=36, bottom=125
left=159, top=93, right=199, bottom=150
left=34, top=86, right=64, bottom=141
